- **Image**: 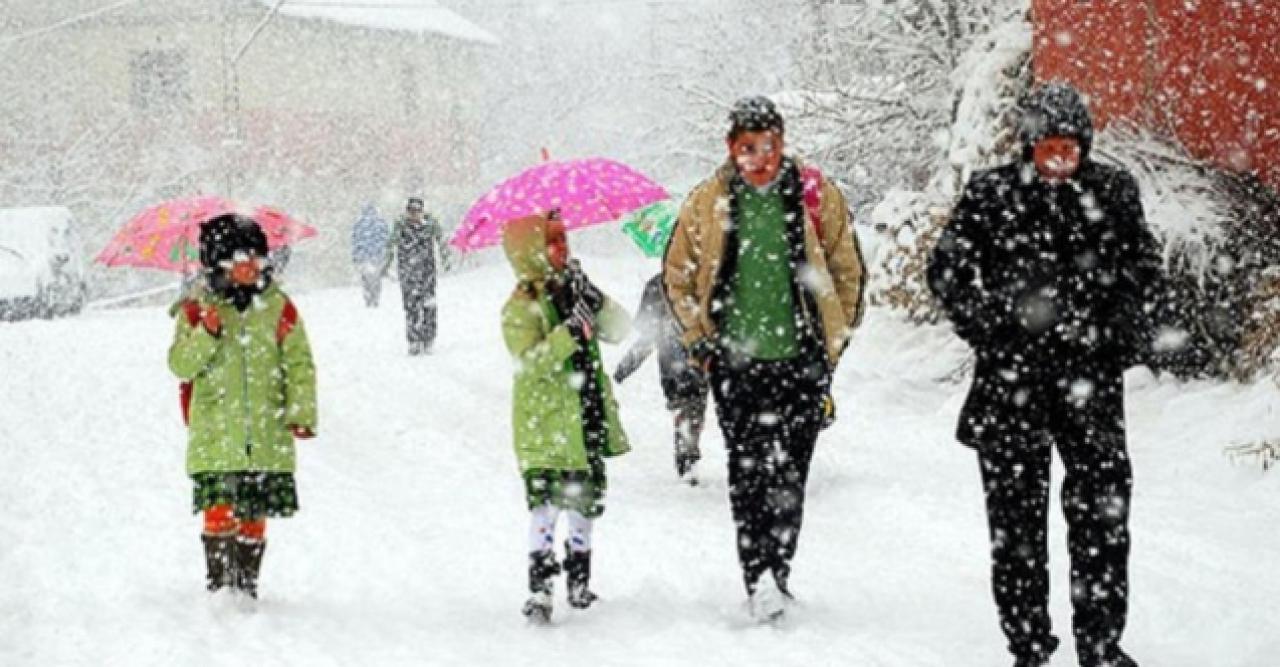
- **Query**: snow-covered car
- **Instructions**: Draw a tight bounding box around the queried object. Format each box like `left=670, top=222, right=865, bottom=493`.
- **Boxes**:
left=0, top=207, right=88, bottom=321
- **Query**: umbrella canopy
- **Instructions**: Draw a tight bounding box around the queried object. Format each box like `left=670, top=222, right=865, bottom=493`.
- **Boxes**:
left=619, top=199, right=679, bottom=258
left=451, top=157, right=668, bottom=253
left=96, top=196, right=317, bottom=273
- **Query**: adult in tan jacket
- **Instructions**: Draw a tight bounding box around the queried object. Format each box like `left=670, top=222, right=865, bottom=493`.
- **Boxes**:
left=663, top=96, right=865, bottom=621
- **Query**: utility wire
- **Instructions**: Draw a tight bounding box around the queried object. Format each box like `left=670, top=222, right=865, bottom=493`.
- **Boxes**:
left=0, top=0, right=143, bottom=47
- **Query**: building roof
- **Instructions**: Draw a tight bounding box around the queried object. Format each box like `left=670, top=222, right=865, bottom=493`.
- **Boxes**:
left=263, top=0, right=498, bottom=45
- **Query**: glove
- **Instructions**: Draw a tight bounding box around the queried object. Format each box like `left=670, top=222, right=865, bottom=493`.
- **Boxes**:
left=614, top=351, right=643, bottom=384
left=567, top=260, right=605, bottom=314
left=201, top=305, right=222, bottom=337
left=547, top=277, right=575, bottom=319
left=289, top=425, right=315, bottom=439
left=566, top=301, right=595, bottom=342
left=688, top=338, right=717, bottom=373
left=820, top=394, right=836, bottom=430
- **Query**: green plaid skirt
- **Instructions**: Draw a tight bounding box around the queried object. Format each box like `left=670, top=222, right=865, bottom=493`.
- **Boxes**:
left=191, top=472, right=299, bottom=519
left=523, top=456, right=607, bottom=519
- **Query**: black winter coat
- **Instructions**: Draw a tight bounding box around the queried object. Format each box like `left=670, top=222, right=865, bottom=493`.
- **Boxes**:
left=927, top=160, right=1163, bottom=448
left=387, top=215, right=441, bottom=288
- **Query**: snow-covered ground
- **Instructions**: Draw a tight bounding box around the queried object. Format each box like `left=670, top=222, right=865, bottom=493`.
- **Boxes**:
left=2, top=254, right=1277, bottom=666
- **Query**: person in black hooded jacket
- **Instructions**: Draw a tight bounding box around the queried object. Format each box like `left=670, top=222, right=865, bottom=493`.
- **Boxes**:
left=927, top=83, right=1161, bottom=667
left=612, top=273, right=709, bottom=484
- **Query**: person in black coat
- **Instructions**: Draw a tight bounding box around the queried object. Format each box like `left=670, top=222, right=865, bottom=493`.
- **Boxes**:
left=613, top=273, right=708, bottom=484
left=383, top=197, right=443, bottom=355
left=927, top=83, right=1162, bottom=667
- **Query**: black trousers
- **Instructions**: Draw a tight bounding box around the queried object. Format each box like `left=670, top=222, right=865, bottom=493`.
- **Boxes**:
left=711, top=354, right=826, bottom=594
left=976, top=379, right=1133, bottom=664
left=401, top=273, right=437, bottom=347
left=671, top=391, right=707, bottom=473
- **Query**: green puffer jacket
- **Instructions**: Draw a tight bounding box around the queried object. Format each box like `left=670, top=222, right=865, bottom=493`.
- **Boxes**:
left=168, top=284, right=318, bottom=475
left=501, top=216, right=631, bottom=473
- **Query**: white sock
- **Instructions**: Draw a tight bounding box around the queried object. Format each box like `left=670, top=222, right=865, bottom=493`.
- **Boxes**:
left=528, top=504, right=560, bottom=554
left=565, top=511, right=593, bottom=553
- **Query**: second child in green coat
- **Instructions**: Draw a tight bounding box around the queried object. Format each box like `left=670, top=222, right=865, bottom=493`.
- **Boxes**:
left=169, top=214, right=318, bottom=601
left=500, top=211, right=631, bottom=623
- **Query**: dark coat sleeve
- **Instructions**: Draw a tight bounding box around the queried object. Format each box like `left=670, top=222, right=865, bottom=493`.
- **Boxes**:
left=1107, top=171, right=1165, bottom=368
left=613, top=276, right=664, bottom=383
left=927, top=175, right=1006, bottom=348
left=634, top=276, right=666, bottom=341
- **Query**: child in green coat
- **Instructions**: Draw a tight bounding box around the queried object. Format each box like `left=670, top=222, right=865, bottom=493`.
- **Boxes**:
left=169, top=214, right=317, bottom=599
left=500, top=212, right=631, bottom=622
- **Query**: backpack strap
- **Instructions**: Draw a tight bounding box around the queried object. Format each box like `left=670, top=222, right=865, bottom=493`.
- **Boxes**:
left=181, top=300, right=202, bottom=327
left=277, top=298, right=298, bottom=346
left=178, top=300, right=202, bottom=426
left=801, top=166, right=824, bottom=240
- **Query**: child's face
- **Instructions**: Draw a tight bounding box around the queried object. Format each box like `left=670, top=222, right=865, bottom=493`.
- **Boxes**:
left=545, top=220, right=568, bottom=273
left=223, top=250, right=263, bottom=286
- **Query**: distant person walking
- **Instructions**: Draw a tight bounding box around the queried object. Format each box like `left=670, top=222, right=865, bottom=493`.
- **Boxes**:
left=351, top=203, right=390, bottom=307
left=384, top=197, right=442, bottom=355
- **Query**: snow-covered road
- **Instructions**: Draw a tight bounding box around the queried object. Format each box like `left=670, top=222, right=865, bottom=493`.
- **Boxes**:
left=2, top=255, right=1277, bottom=666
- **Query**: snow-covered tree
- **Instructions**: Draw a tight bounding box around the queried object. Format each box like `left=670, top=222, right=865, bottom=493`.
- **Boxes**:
left=780, top=0, right=1028, bottom=205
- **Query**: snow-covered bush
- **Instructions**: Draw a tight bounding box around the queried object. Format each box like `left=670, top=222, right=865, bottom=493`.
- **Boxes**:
left=867, top=8, right=1280, bottom=383
left=864, top=192, right=948, bottom=324
left=783, top=0, right=1029, bottom=208
left=870, top=11, right=1032, bottom=324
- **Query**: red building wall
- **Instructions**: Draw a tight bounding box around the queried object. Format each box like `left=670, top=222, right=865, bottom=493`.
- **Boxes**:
left=1032, top=0, right=1280, bottom=192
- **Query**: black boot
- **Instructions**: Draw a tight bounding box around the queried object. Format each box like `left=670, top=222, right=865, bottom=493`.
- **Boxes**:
left=201, top=534, right=236, bottom=592
left=1012, top=636, right=1059, bottom=667
left=772, top=563, right=794, bottom=602
left=674, top=447, right=700, bottom=484
left=563, top=542, right=598, bottom=609
left=1081, top=648, right=1138, bottom=667
left=522, top=550, right=559, bottom=622
left=234, top=538, right=266, bottom=599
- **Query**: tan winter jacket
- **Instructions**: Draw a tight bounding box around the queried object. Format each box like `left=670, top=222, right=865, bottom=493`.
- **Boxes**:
left=663, top=159, right=865, bottom=365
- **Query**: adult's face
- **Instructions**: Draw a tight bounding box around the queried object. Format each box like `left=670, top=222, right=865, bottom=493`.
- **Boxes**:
left=406, top=205, right=424, bottom=222
left=727, top=130, right=784, bottom=188
left=1033, top=136, right=1082, bottom=182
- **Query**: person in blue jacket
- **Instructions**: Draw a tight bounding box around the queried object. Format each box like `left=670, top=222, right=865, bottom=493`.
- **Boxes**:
left=351, top=203, right=389, bottom=307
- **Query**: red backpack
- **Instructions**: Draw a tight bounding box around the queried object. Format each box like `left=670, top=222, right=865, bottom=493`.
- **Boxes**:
left=177, top=299, right=298, bottom=425
left=801, top=165, right=825, bottom=239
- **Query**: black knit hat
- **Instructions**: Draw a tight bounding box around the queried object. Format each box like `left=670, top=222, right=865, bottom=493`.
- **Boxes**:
left=198, top=213, right=268, bottom=269
left=1018, top=82, right=1094, bottom=160
left=727, top=96, right=784, bottom=140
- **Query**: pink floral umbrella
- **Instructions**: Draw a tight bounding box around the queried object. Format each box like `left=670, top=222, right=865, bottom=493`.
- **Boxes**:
left=96, top=195, right=318, bottom=273
left=451, top=157, right=669, bottom=252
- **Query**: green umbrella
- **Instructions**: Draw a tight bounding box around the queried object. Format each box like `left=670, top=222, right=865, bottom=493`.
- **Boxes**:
left=619, top=199, right=679, bottom=258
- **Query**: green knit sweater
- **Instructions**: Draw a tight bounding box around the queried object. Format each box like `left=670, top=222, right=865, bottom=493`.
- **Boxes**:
left=722, top=186, right=799, bottom=360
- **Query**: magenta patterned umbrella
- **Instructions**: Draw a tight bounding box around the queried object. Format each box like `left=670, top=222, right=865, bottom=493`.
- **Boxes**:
left=451, top=157, right=669, bottom=252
